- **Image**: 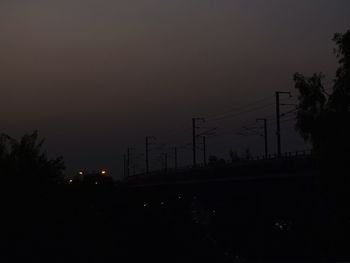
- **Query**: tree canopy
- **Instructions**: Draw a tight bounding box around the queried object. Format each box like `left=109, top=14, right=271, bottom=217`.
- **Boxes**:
left=0, top=130, right=65, bottom=184
left=294, top=30, right=350, bottom=174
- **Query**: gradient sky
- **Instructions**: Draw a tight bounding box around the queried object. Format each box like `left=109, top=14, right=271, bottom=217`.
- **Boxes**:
left=1, top=0, right=350, bottom=178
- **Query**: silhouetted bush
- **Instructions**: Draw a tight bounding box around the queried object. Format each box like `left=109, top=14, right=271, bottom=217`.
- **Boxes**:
left=0, top=130, right=65, bottom=184
left=294, top=30, right=350, bottom=196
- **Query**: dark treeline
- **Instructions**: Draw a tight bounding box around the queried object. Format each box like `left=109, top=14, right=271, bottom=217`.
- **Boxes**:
left=293, top=30, right=350, bottom=203
left=0, top=130, right=65, bottom=185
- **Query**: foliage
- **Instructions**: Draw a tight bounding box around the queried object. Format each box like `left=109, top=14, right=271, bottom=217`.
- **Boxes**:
left=0, top=130, right=65, bottom=184
left=329, top=31, right=350, bottom=112
left=293, top=30, right=350, bottom=164
left=293, top=73, right=327, bottom=144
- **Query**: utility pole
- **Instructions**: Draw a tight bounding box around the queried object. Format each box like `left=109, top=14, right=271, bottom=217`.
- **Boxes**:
left=123, top=154, right=126, bottom=177
left=256, top=118, right=268, bottom=159
left=126, top=147, right=136, bottom=176
left=127, top=148, right=131, bottom=177
left=174, top=147, right=178, bottom=170
left=203, top=136, right=207, bottom=166
left=145, top=136, right=156, bottom=174
left=192, top=117, right=205, bottom=167
left=161, top=153, right=168, bottom=172
left=146, top=137, right=149, bottom=174
left=192, top=118, right=196, bottom=167
left=275, top=91, right=292, bottom=157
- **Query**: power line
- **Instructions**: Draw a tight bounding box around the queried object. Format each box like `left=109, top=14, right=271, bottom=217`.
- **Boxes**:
left=157, top=94, right=294, bottom=141
left=206, top=103, right=275, bottom=123
left=192, top=117, right=205, bottom=167
left=122, top=92, right=304, bottom=176
left=204, top=95, right=275, bottom=120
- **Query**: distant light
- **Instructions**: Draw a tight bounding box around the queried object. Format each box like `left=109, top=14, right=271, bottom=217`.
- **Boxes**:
left=78, top=171, right=83, bottom=175
left=95, top=181, right=98, bottom=185
left=101, top=170, right=107, bottom=175
left=160, top=202, right=165, bottom=205
left=143, top=203, right=148, bottom=207
left=274, top=222, right=284, bottom=230
left=68, top=179, right=73, bottom=183
left=178, top=195, right=182, bottom=200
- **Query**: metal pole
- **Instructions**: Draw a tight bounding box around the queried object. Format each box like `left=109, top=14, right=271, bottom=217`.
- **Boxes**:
left=192, top=118, right=196, bottom=167
left=263, top=119, right=268, bottom=158
left=174, top=147, right=178, bottom=170
left=203, top=136, right=207, bottom=166
left=275, top=91, right=291, bottom=157
left=192, top=117, right=205, bottom=167
left=257, top=118, right=268, bottom=159
left=127, top=148, right=130, bottom=177
left=275, top=92, right=281, bottom=157
left=164, top=153, right=168, bottom=172
left=123, top=154, right=126, bottom=177
left=145, top=137, right=149, bottom=174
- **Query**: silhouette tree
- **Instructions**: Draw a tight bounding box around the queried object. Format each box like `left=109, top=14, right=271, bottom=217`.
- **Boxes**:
left=0, top=130, right=65, bottom=184
left=293, top=72, right=327, bottom=145
left=329, top=31, right=350, bottom=112
left=294, top=30, right=350, bottom=189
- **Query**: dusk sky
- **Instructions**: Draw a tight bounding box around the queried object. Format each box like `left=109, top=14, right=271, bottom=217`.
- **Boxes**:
left=1, top=0, right=350, bottom=178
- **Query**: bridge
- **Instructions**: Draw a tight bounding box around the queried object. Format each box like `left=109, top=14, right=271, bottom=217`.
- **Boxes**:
left=124, top=150, right=315, bottom=186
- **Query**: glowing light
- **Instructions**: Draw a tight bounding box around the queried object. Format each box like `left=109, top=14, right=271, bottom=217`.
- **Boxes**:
left=78, top=171, right=83, bottom=175
left=95, top=181, right=98, bottom=185
left=274, top=222, right=285, bottom=230
left=101, top=170, right=107, bottom=175
left=68, top=179, right=73, bottom=183
left=143, top=203, right=148, bottom=207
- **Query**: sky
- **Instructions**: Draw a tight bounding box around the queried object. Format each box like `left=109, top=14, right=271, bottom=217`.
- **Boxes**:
left=1, top=0, right=350, bottom=178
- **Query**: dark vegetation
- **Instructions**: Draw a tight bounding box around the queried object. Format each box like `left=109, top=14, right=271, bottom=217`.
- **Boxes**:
left=0, top=130, right=65, bottom=184
left=2, top=30, right=350, bottom=262
left=294, top=30, right=350, bottom=187
left=293, top=31, right=350, bottom=227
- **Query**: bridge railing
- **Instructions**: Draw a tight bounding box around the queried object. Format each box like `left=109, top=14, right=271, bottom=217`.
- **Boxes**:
left=250, top=149, right=313, bottom=161
left=124, top=149, right=314, bottom=182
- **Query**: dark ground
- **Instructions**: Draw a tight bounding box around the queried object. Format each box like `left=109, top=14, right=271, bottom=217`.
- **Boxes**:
left=2, top=173, right=350, bottom=262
